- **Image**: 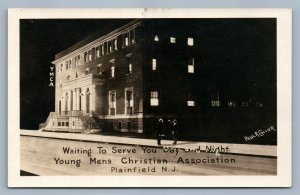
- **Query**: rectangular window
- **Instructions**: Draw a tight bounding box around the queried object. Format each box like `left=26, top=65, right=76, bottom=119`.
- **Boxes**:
left=227, top=101, right=236, bottom=107
left=88, top=50, right=92, bottom=61
left=66, top=61, right=68, bottom=70
left=58, top=122, right=61, bottom=126
left=108, top=41, right=112, bottom=53
left=95, top=47, right=100, bottom=58
left=66, top=122, right=69, bottom=126
left=69, top=60, right=72, bottom=68
left=130, top=30, right=135, bottom=44
left=211, top=100, right=220, bottom=107
left=170, top=37, right=176, bottom=43
left=241, top=102, right=249, bottom=107
left=114, top=39, right=118, bottom=50
left=211, top=92, right=221, bottom=107
left=152, top=59, right=157, bottom=70
left=111, top=66, right=115, bottom=78
left=109, top=90, right=116, bottom=115
left=84, top=52, right=88, bottom=62
left=125, top=88, right=133, bottom=114
left=75, top=55, right=80, bottom=66
left=100, top=45, right=104, bottom=56
left=150, top=91, right=159, bottom=106
left=187, top=37, right=194, bottom=46
left=128, top=64, right=132, bottom=74
left=187, top=100, right=195, bottom=107
left=124, top=33, right=129, bottom=46
left=188, top=58, right=195, bottom=73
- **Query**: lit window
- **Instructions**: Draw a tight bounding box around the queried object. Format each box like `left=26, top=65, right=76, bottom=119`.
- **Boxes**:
left=170, top=37, right=176, bottom=43
left=125, top=88, right=133, bottom=114
left=227, top=101, right=236, bottom=107
left=124, top=33, right=129, bottom=46
left=101, top=45, right=104, bottom=55
left=108, top=41, right=112, bottom=53
left=128, top=64, right=132, bottom=74
left=114, top=39, right=118, bottom=50
left=187, top=100, right=195, bottom=107
left=130, top=30, right=135, bottom=44
left=152, top=59, right=157, bottom=70
left=150, top=91, right=159, bottom=106
left=88, top=50, right=92, bottom=61
left=188, top=58, right=195, bottom=73
left=211, top=92, right=221, bottom=107
left=211, top=100, right=220, bottom=107
left=96, top=47, right=100, bottom=58
left=111, top=66, right=115, bottom=78
left=187, top=37, right=194, bottom=46
left=154, top=35, right=159, bottom=42
left=109, top=90, right=116, bottom=115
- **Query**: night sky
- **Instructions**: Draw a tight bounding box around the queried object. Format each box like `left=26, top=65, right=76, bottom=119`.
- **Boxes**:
left=20, top=19, right=276, bottom=130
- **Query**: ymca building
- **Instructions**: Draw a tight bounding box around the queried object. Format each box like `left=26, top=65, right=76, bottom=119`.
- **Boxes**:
left=40, top=19, right=276, bottom=143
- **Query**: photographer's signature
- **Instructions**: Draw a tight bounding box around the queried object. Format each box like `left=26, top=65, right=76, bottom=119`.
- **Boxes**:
left=244, top=125, right=276, bottom=142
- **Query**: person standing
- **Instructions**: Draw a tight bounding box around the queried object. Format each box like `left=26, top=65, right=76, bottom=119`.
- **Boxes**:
left=171, top=118, right=178, bottom=145
left=156, top=118, right=164, bottom=145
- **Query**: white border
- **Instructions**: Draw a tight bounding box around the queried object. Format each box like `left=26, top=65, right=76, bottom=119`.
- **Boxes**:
left=8, top=8, right=292, bottom=187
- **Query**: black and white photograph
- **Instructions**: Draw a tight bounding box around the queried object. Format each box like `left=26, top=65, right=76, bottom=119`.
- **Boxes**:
left=8, top=8, right=292, bottom=187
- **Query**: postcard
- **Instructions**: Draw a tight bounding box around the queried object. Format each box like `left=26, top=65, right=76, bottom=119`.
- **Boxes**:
left=8, top=8, right=292, bottom=187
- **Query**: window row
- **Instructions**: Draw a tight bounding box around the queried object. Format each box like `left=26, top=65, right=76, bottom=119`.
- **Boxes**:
left=152, top=58, right=195, bottom=73
left=211, top=100, right=263, bottom=108
left=58, top=29, right=136, bottom=72
left=154, top=35, right=194, bottom=46
left=61, top=61, right=133, bottom=82
left=150, top=91, right=195, bottom=107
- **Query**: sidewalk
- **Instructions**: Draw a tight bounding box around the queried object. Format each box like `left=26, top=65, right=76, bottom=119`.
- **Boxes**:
left=20, top=130, right=277, bottom=157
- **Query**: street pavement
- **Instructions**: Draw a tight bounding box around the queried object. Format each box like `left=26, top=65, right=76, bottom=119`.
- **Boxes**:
left=20, top=130, right=276, bottom=157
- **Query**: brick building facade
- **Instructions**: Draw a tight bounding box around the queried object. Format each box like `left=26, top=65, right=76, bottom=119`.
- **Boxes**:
left=41, top=19, right=276, bottom=143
